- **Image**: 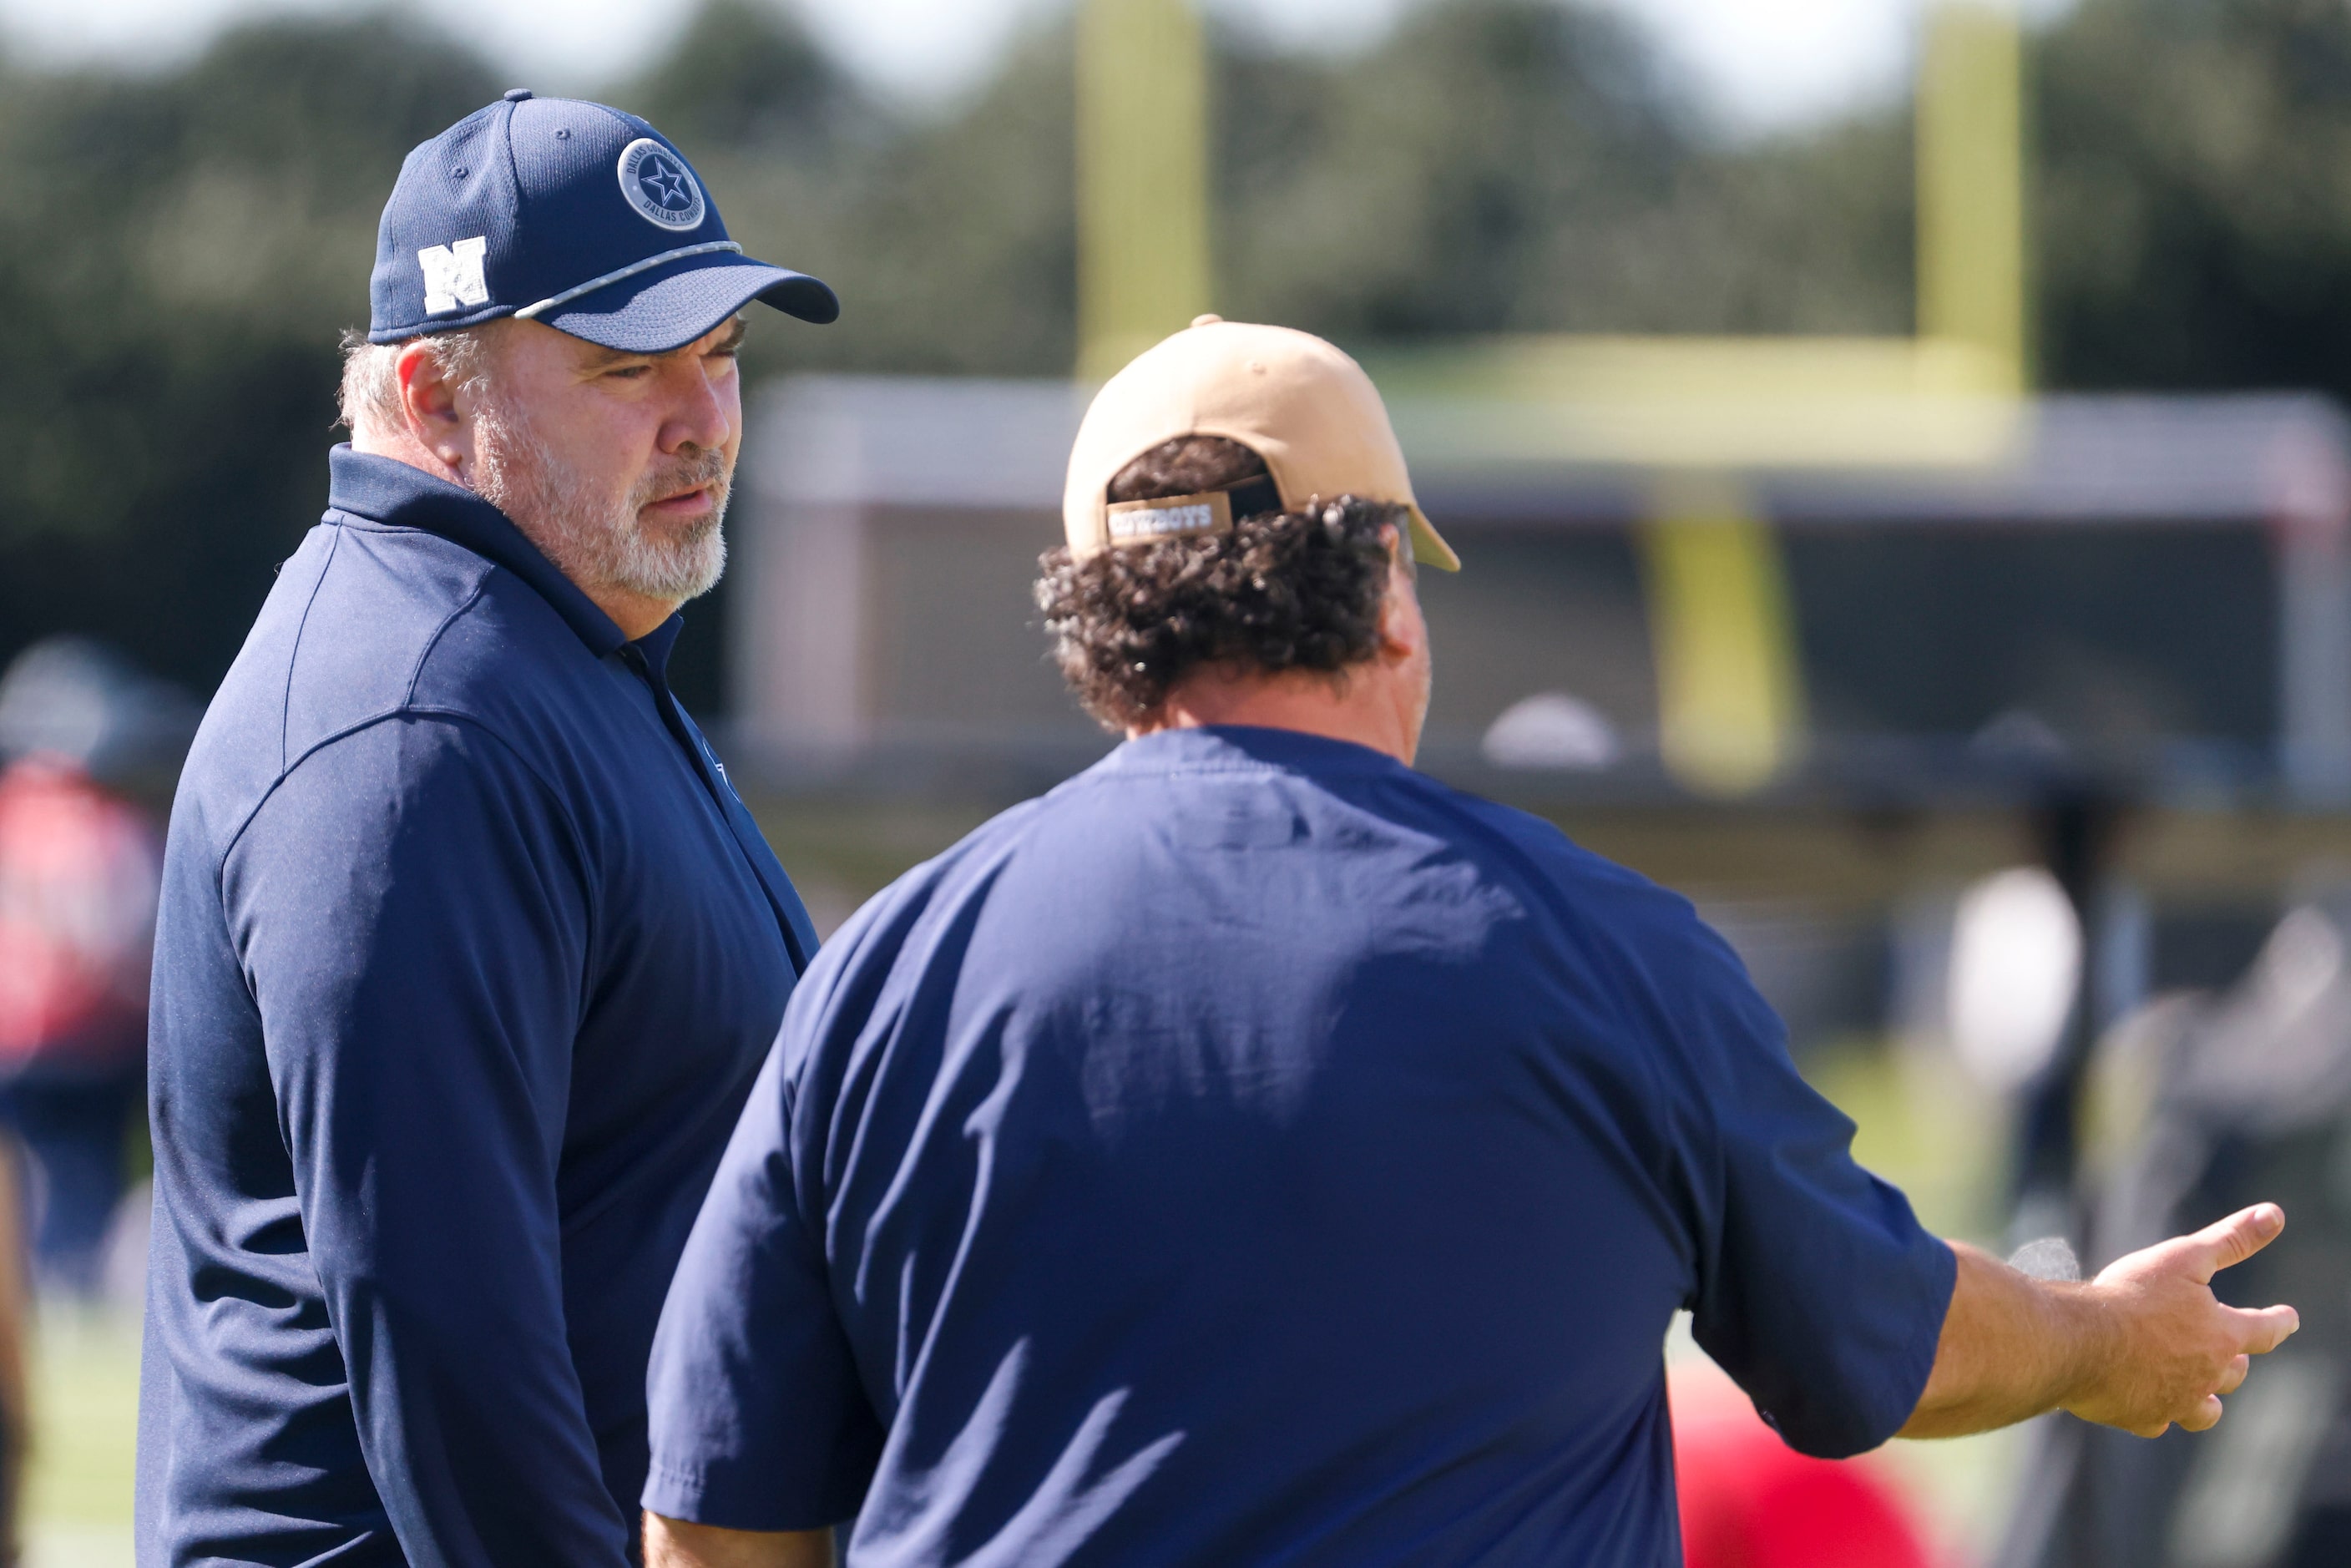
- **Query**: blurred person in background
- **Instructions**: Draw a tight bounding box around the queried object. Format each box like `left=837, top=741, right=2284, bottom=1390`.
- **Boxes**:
left=139, top=94, right=838, bottom=1568
left=1669, top=1363, right=1930, bottom=1568
left=0, top=639, right=169, bottom=1299
left=642, top=321, right=2302, bottom=1568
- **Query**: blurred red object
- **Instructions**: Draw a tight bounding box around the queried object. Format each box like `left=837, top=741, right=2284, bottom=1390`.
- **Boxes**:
left=1672, top=1363, right=1936, bottom=1568
left=0, top=756, right=158, bottom=1070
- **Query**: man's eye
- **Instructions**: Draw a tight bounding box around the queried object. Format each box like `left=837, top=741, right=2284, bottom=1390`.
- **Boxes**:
left=605, top=363, right=653, bottom=380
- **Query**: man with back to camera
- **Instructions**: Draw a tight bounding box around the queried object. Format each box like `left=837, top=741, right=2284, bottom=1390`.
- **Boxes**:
left=640, top=319, right=2303, bottom=1567
left=138, top=91, right=837, bottom=1566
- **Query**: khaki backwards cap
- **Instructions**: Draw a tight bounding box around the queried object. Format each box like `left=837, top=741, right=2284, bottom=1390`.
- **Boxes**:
left=1062, top=316, right=1462, bottom=573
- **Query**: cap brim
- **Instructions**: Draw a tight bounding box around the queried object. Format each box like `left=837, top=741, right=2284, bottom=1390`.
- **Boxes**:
left=1408, top=504, right=1461, bottom=573
left=536, top=250, right=838, bottom=354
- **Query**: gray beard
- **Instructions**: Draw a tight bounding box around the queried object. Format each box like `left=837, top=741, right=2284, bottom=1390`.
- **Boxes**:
left=470, top=398, right=731, bottom=607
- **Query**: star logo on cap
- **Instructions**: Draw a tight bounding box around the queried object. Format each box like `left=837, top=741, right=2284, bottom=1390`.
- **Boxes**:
left=638, top=154, right=691, bottom=211
left=615, top=137, right=707, bottom=230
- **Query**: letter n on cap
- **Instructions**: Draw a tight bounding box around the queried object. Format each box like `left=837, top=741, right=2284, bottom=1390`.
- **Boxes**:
left=419, top=236, right=489, bottom=316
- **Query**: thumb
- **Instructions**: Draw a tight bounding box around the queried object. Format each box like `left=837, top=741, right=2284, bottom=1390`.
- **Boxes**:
left=2182, top=1204, right=2286, bottom=1282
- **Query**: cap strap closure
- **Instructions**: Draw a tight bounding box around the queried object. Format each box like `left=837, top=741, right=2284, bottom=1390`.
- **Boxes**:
left=513, top=240, right=745, bottom=321
left=1221, top=475, right=1284, bottom=523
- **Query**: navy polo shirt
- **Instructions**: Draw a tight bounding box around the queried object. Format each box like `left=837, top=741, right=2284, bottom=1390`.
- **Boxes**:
left=139, top=447, right=818, bottom=1568
left=644, top=726, right=1954, bottom=1566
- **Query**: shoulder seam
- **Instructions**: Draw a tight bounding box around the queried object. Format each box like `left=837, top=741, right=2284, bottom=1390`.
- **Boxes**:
left=214, top=708, right=592, bottom=913
left=406, top=575, right=493, bottom=707
left=279, top=525, right=344, bottom=776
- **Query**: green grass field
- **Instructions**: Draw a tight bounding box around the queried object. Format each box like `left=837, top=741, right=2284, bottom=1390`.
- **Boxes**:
left=21, top=1308, right=138, bottom=1568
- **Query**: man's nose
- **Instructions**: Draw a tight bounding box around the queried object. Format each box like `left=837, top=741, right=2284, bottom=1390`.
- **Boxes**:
left=660, top=365, right=733, bottom=454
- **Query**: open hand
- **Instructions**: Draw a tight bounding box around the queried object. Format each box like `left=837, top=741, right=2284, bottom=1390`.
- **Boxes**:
left=2061, top=1204, right=2301, bottom=1438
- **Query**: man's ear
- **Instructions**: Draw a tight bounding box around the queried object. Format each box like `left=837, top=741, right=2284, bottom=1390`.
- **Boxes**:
left=1375, top=532, right=1423, bottom=663
left=395, top=341, right=469, bottom=470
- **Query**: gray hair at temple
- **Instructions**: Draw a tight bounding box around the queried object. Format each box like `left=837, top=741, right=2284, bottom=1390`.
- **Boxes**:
left=336, top=326, right=498, bottom=437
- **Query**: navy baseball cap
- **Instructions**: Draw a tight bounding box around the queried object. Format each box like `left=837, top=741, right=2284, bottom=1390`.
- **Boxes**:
left=368, top=89, right=837, bottom=353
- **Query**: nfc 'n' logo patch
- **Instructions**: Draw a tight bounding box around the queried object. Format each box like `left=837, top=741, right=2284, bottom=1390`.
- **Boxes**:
left=419, top=237, right=490, bottom=316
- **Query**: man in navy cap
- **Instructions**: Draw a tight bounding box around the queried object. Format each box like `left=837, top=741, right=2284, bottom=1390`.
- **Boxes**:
left=138, top=93, right=836, bottom=1568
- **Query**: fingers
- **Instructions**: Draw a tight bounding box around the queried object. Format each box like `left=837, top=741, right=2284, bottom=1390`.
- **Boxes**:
left=2077, top=1204, right=2294, bottom=1441
left=2228, top=1302, right=2302, bottom=1355
left=2182, top=1203, right=2286, bottom=1282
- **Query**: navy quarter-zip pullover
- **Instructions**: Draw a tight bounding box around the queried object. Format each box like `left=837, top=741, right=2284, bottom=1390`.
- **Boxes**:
left=138, top=447, right=818, bottom=1568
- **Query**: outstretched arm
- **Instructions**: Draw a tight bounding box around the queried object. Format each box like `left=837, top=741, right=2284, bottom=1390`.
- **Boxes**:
left=1900, top=1204, right=2301, bottom=1440
left=645, top=1514, right=834, bottom=1568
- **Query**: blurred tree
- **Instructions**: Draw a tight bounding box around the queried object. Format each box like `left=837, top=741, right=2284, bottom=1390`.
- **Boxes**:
left=1215, top=0, right=1913, bottom=340
left=745, top=25, right=1080, bottom=379
left=1217, top=0, right=1691, bottom=339
left=0, top=18, right=497, bottom=695
left=17, top=0, right=2351, bottom=713
left=2035, top=0, right=2351, bottom=401
left=627, top=0, right=872, bottom=156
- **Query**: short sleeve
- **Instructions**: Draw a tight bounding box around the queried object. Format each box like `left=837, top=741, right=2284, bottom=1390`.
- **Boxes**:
left=643, top=1038, right=883, bottom=1530
left=1668, top=919, right=1957, bottom=1458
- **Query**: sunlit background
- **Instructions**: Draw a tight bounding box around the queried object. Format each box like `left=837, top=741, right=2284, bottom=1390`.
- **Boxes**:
left=4, top=0, right=2350, bottom=1563
left=0, top=0, right=1940, bottom=126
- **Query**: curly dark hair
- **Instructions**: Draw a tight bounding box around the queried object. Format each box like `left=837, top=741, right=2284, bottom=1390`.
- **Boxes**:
left=1036, top=435, right=1407, bottom=731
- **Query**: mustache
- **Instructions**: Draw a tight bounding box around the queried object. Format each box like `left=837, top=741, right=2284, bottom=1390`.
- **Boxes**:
left=630, top=448, right=734, bottom=517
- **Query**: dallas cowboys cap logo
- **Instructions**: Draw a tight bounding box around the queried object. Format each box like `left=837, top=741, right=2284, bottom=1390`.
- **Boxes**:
left=618, top=138, right=705, bottom=230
